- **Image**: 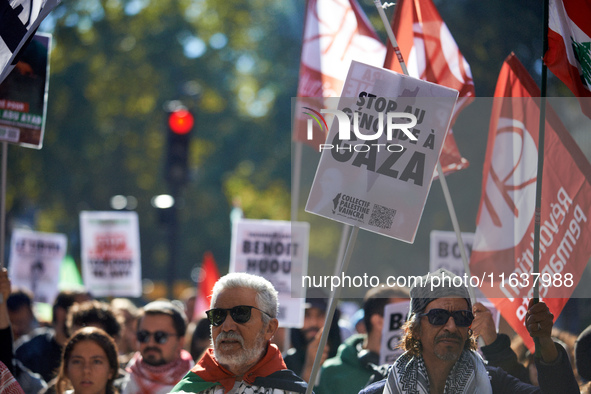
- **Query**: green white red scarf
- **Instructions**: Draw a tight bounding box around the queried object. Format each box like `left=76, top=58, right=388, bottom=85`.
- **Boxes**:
left=171, top=342, right=287, bottom=393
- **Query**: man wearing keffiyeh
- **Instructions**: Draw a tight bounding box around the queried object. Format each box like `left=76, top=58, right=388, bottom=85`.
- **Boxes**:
left=170, top=272, right=309, bottom=394
left=358, top=268, right=578, bottom=394
left=122, top=300, right=194, bottom=394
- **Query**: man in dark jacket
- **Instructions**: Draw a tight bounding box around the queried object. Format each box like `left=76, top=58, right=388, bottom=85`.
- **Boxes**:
left=358, top=268, right=579, bottom=394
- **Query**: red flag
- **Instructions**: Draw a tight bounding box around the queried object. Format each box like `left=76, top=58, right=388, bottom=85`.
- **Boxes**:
left=544, top=0, right=591, bottom=118
left=385, top=0, right=474, bottom=175
left=293, top=0, right=386, bottom=148
left=470, top=53, right=591, bottom=351
left=193, top=251, right=221, bottom=320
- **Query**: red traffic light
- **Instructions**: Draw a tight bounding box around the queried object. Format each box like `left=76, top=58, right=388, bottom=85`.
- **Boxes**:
left=168, top=109, right=194, bottom=135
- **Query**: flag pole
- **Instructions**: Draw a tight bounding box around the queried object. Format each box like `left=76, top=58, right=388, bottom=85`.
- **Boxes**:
left=533, top=0, right=549, bottom=303
left=0, top=141, right=7, bottom=303
left=292, top=141, right=303, bottom=221
left=531, top=0, right=549, bottom=356
left=372, top=0, right=476, bottom=304
left=373, top=0, right=409, bottom=76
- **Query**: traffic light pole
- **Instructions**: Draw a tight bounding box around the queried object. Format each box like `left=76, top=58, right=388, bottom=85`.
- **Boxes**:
left=164, top=105, right=194, bottom=300
left=166, top=185, right=179, bottom=300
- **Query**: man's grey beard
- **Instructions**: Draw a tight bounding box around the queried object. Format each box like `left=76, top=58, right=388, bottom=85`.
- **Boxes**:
left=434, top=348, right=462, bottom=361
left=213, top=329, right=266, bottom=371
left=433, top=332, right=464, bottom=362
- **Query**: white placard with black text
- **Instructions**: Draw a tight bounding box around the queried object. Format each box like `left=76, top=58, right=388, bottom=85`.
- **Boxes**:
left=379, top=301, right=410, bottom=365
left=306, top=60, right=458, bottom=243
left=230, top=219, right=309, bottom=328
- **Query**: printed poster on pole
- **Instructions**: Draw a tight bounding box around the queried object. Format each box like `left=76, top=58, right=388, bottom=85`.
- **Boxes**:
left=305, top=60, right=458, bottom=243
left=0, top=0, right=60, bottom=85
left=0, top=33, right=52, bottom=148
left=8, top=229, right=67, bottom=304
left=80, top=211, right=142, bottom=297
left=230, top=219, right=309, bottom=328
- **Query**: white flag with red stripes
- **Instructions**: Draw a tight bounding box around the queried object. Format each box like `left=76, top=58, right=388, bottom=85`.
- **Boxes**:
left=293, top=0, right=386, bottom=148
left=384, top=0, right=474, bottom=175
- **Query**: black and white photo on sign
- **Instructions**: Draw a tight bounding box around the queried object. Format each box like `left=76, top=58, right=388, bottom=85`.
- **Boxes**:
left=8, top=228, right=67, bottom=304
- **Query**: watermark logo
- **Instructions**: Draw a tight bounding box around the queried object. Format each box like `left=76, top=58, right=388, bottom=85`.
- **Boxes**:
left=302, top=107, right=328, bottom=139
left=303, top=93, right=418, bottom=153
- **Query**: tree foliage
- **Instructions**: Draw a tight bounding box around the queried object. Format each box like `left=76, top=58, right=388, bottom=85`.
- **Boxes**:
left=8, top=0, right=302, bottom=283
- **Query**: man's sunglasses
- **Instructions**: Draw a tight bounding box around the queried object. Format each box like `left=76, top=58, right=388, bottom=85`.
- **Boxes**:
left=136, top=330, right=178, bottom=344
left=418, top=309, right=474, bottom=327
left=206, top=305, right=273, bottom=327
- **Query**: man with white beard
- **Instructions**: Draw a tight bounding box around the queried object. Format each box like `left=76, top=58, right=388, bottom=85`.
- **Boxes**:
left=170, top=272, right=309, bottom=394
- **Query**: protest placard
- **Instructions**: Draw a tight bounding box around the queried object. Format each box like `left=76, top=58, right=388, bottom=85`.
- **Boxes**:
left=0, top=0, right=60, bottom=85
left=305, top=60, right=458, bottom=243
left=379, top=301, right=410, bottom=365
left=80, top=211, right=142, bottom=297
left=8, top=229, right=67, bottom=304
left=0, top=33, right=51, bottom=148
left=230, top=219, right=309, bottom=327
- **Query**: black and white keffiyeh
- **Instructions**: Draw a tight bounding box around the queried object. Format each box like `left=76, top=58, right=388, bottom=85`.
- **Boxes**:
left=382, top=350, right=492, bottom=394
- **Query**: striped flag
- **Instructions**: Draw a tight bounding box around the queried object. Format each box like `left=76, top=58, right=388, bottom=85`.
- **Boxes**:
left=544, top=0, right=591, bottom=118
left=293, top=0, right=386, bottom=148
left=385, top=0, right=474, bottom=175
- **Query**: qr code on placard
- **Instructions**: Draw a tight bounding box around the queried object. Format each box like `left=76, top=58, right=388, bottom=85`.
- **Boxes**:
left=368, top=204, right=396, bottom=229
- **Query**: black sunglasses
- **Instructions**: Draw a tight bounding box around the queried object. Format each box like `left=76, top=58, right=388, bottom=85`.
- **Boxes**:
left=206, top=305, right=273, bottom=327
left=418, top=309, right=474, bottom=327
left=136, top=330, right=178, bottom=344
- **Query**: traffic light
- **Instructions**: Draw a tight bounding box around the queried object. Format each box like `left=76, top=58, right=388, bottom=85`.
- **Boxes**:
left=165, top=108, right=194, bottom=187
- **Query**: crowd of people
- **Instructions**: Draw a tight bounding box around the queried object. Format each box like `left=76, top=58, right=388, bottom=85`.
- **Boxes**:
left=0, top=266, right=589, bottom=393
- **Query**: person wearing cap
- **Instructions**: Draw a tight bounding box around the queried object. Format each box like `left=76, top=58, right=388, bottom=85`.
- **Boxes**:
left=358, top=268, right=579, bottom=394
left=170, top=272, right=309, bottom=393
left=122, top=300, right=194, bottom=394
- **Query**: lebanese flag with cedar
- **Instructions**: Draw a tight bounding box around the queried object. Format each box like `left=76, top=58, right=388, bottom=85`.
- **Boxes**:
left=193, top=251, right=221, bottom=320
left=544, top=0, right=591, bottom=119
left=385, top=0, right=474, bottom=175
left=293, top=0, right=386, bottom=148
left=470, top=53, right=591, bottom=351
